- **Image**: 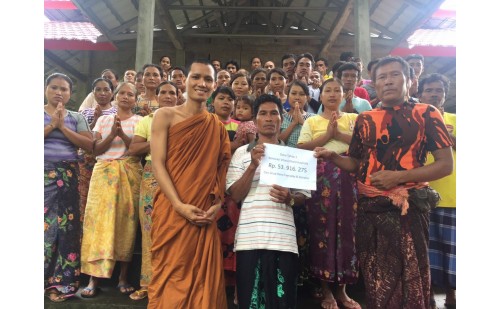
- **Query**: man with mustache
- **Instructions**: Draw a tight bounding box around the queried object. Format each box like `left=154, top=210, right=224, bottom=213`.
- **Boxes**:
left=315, top=56, right=454, bottom=309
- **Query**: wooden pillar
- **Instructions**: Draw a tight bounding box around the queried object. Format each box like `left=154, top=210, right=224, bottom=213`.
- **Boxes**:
left=135, top=0, right=155, bottom=71
left=354, top=0, right=371, bottom=78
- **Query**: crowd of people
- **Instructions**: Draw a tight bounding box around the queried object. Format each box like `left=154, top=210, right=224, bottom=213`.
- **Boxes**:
left=44, top=52, right=456, bottom=309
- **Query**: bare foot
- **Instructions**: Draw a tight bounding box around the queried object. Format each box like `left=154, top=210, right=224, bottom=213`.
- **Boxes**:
left=321, top=287, right=338, bottom=309
left=335, top=287, right=361, bottom=309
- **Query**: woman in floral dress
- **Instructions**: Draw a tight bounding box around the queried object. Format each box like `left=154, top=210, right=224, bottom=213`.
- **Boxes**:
left=297, top=78, right=361, bottom=309
left=80, top=82, right=143, bottom=298
left=44, top=73, right=93, bottom=302
left=79, top=78, right=117, bottom=224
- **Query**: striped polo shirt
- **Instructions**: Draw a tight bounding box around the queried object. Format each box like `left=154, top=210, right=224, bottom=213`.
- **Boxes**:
left=93, top=114, right=142, bottom=160
left=226, top=142, right=310, bottom=254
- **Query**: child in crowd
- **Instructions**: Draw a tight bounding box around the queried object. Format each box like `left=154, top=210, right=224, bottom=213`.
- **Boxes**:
left=233, top=95, right=257, bottom=145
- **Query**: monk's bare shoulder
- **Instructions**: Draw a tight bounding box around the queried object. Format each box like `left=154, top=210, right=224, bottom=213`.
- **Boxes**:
left=153, top=105, right=187, bottom=128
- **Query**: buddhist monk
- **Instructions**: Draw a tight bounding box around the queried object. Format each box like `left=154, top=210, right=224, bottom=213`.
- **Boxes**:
left=148, top=60, right=231, bottom=309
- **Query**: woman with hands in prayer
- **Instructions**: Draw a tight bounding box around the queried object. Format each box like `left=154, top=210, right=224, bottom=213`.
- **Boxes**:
left=44, top=73, right=93, bottom=302
left=297, top=78, right=361, bottom=309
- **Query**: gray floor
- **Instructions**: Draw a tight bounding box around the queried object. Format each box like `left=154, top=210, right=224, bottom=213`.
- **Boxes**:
left=44, top=229, right=450, bottom=308
left=44, top=278, right=449, bottom=308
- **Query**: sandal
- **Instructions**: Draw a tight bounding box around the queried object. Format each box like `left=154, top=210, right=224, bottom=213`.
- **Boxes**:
left=45, top=288, right=66, bottom=303
left=45, top=288, right=68, bottom=303
left=129, top=287, right=148, bottom=300
left=80, top=286, right=100, bottom=298
left=117, top=283, right=135, bottom=295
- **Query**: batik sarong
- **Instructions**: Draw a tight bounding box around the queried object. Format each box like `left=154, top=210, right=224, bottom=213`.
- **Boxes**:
left=80, top=157, right=142, bottom=278
left=306, top=159, right=359, bottom=284
left=44, top=161, right=81, bottom=295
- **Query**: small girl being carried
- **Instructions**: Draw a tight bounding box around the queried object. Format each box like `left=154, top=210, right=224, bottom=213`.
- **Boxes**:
left=233, top=95, right=257, bottom=146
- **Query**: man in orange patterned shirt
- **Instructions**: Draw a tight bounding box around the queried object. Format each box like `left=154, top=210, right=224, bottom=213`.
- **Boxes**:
left=314, top=56, right=454, bottom=309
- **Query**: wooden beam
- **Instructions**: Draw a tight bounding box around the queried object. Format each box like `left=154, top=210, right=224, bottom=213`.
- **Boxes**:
left=102, top=0, right=125, bottom=24
left=403, top=0, right=428, bottom=11
left=178, top=0, right=191, bottom=24
left=296, top=0, right=311, bottom=30
left=109, top=17, right=138, bottom=36
left=370, top=20, right=399, bottom=39
left=289, top=12, right=328, bottom=34
left=279, top=0, right=295, bottom=35
left=180, top=11, right=217, bottom=32
left=320, top=0, right=353, bottom=55
left=167, top=5, right=338, bottom=12
left=155, top=0, right=184, bottom=49
left=279, top=18, right=294, bottom=35
left=390, top=0, right=445, bottom=50
left=216, top=12, right=227, bottom=33
left=232, top=13, right=244, bottom=34
left=182, top=33, right=324, bottom=39
left=108, top=31, right=164, bottom=41
left=369, top=0, right=382, bottom=15
left=44, top=50, right=87, bottom=81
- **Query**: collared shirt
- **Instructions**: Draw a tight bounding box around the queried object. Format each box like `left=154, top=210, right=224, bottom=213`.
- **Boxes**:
left=348, top=101, right=453, bottom=185
left=226, top=141, right=310, bottom=254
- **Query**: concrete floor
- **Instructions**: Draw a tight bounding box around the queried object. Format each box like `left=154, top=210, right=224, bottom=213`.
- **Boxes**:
left=44, top=229, right=450, bottom=308
left=44, top=277, right=449, bottom=308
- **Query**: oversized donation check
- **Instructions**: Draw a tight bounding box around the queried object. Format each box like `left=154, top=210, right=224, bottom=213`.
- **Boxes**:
left=259, top=143, right=317, bottom=190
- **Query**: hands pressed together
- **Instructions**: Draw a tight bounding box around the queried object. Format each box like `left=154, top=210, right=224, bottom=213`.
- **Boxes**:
left=325, top=111, right=340, bottom=140
left=174, top=201, right=221, bottom=227
left=291, top=102, right=304, bottom=125
left=111, top=115, right=126, bottom=138
left=48, top=102, right=66, bottom=129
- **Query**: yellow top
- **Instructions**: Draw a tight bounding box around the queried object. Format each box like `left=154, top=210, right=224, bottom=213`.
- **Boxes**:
left=426, top=112, right=456, bottom=208
left=133, top=114, right=153, bottom=161
left=298, top=113, right=358, bottom=154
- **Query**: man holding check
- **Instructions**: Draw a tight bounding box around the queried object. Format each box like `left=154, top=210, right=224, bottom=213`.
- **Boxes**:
left=226, top=94, right=310, bottom=308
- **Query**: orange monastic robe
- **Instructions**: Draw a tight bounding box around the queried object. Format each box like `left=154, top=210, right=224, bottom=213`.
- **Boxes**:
left=148, top=111, right=231, bottom=309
